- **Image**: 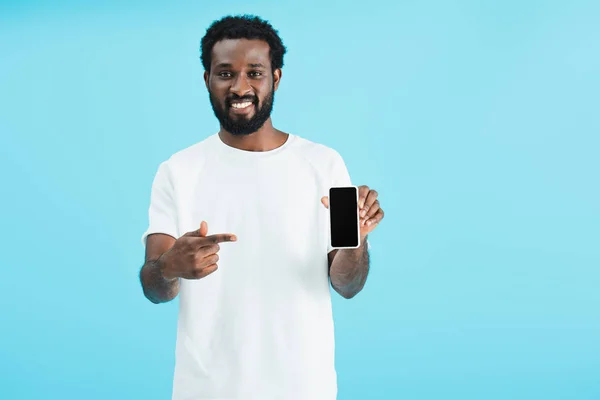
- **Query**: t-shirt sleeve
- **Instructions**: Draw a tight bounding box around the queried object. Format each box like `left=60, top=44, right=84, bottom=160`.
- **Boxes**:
left=141, top=161, right=179, bottom=246
left=327, top=151, right=371, bottom=253
left=330, top=150, right=352, bottom=189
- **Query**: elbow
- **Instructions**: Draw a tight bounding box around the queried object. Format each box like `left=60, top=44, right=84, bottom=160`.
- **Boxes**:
left=335, top=285, right=361, bottom=299
left=146, top=294, right=162, bottom=304
left=142, top=288, right=161, bottom=304
left=142, top=287, right=174, bottom=304
left=343, top=288, right=363, bottom=299
left=144, top=294, right=173, bottom=304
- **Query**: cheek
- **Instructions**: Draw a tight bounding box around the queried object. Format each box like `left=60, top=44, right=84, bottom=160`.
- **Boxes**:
left=209, top=90, right=227, bottom=106
left=256, top=83, right=272, bottom=101
left=209, top=81, right=228, bottom=97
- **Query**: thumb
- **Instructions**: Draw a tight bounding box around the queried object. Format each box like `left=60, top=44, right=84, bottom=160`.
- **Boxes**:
left=321, top=196, right=329, bottom=209
left=199, top=220, right=208, bottom=237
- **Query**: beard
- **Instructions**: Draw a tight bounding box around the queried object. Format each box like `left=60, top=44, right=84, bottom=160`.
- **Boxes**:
left=209, top=85, right=275, bottom=136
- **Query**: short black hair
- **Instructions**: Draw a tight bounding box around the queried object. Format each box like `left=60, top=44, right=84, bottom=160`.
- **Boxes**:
left=200, top=14, right=287, bottom=73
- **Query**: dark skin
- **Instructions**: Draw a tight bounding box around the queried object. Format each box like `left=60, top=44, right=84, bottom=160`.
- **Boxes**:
left=205, top=39, right=287, bottom=152
left=140, top=39, right=384, bottom=303
left=322, top=185, right=384, bottom=298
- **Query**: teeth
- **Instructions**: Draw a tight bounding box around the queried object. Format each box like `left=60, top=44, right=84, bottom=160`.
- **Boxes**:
left=231, top=102, right=252, bottom=109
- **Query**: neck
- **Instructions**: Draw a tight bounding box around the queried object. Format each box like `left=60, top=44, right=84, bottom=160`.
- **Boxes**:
left=218, top=119, right=288, bottom=152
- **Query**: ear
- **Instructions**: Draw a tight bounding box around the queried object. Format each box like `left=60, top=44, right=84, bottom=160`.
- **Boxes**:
left=204, top=70, right=209, bottom=89
left=273, top=68, right=282, bottom=91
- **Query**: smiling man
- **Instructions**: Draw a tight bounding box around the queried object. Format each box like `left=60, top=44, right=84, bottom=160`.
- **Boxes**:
left=139, top=15, right=384, bottom=400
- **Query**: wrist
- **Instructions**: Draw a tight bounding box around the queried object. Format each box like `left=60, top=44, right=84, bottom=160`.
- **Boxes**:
left=360, top=234, right=368, bottom=246
left=339, top=236, right=368, bottom=259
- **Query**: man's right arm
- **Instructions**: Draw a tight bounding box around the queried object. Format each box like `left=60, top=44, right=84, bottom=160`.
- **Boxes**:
left=140, top=222, right=236, bottom=303
left=140, top=233, right=180, bottom=304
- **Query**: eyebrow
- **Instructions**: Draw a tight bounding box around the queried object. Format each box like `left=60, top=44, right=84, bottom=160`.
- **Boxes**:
left=214, top=63, right=266, bottom=69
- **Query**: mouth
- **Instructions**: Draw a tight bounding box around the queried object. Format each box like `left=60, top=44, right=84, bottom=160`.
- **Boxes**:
left=228, top=99, right=256, bottom=115
left=230, top=101, right=253, bottom=110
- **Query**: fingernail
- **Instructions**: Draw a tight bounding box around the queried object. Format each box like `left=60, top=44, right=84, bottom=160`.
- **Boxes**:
left=366, top=220, right=372, bottom=226
left=360, top=209, right=366, bottom=217
left=231, top=235, right=237, bottom=241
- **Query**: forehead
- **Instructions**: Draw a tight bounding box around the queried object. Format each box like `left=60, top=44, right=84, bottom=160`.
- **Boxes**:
left=211, top=39, right=271, bottom=68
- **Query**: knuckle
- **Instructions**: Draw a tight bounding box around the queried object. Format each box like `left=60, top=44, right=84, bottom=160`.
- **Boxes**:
left=207, top=264, right=218, bottom=274
left=205, top=245, right=219, bottom=256
left=193, top=252, right=203, bottom=264
left=194, top=251, right=203, bottom=261
left=204, top=255, right=217, bottom=266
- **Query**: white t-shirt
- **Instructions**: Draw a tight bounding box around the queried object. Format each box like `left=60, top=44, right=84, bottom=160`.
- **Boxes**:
left=141, top=133, right=360, bottom=400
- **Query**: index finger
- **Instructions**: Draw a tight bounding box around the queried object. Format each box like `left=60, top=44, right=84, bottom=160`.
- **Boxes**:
left=358, top=185, right=370, bottom=208
left=203, top=233, right=237, bottom=244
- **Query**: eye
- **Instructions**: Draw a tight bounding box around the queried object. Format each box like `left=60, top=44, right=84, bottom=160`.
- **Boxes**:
left=218, top=71, right=232, bottom=78
left=249, top=71, right=263, bottom=77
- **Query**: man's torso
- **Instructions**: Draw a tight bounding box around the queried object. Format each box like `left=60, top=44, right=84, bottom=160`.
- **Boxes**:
left=166, top=133, right=340, bottom=400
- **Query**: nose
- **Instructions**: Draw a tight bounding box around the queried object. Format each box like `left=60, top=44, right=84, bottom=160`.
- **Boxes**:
left=230, top=74, right=253, bottom=97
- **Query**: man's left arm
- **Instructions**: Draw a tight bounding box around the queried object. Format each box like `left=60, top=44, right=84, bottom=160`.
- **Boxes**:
left=322, top=185, right=384, bottom=299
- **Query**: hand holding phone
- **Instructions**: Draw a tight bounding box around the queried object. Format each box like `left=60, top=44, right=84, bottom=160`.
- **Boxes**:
left=322, top=185, right=384, bottom=249
left=327, top=186, right=361, bottom=249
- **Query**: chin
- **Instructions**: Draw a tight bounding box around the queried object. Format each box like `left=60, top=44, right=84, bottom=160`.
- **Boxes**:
left=230, top=112, right=253, bottom=119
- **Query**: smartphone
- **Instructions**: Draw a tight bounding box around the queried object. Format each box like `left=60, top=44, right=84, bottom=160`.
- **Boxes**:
left=329, top=186, right=361, bottom=249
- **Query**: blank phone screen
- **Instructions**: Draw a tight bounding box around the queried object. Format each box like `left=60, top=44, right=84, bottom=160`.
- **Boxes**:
left=329, top=187, right=359, bottom=248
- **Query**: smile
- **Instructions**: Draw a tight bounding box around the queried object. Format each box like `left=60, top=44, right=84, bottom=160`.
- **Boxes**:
left=230, top=101, right=253, bottom=109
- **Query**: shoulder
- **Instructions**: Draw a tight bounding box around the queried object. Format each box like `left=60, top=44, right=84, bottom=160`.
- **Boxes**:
left=290, top=134, right=345, bottom=167
left=290, top=135, right=352, bottom=186
left=160, top=133, right=218, bottom=172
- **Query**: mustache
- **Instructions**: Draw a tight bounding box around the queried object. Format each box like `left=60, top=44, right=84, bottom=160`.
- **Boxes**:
left=226, top=95, right=258, bottom=107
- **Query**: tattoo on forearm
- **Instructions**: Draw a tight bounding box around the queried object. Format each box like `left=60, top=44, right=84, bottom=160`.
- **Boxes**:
left=140, top=259, right=180, bottom=304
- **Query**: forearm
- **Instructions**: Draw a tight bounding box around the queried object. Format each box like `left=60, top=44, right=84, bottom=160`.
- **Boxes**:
left=329, top=237, right=370, bottom=299
left=139, top=255, right=180, bottom=304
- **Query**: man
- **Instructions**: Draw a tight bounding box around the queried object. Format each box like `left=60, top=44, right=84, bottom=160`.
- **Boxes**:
left=139, top=15, right=384, bottom=400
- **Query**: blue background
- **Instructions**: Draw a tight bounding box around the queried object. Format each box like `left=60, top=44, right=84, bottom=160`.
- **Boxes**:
left=1, top=1, right=599, bottom=399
